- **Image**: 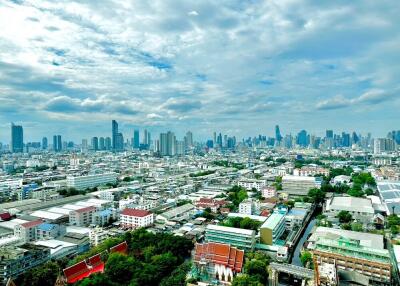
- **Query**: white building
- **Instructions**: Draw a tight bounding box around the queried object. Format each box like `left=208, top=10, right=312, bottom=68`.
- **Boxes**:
left=237, top=179, right=267, bottom=191
left=14, top=220, right=43, bottom=242
left=282, top=175, right=322, bottom=196
left=69, top=206, right=97, bottom=226
left=66, top=172, right=117, bottom=190
left=261, top=187, right=276, bottom=198
left=120, top=208, right=154, bottom=229
left=238, top=199, right=259, bottom=215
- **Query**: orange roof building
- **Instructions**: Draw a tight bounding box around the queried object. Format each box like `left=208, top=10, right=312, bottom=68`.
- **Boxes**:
left=193, top=242, right=244, bottom=283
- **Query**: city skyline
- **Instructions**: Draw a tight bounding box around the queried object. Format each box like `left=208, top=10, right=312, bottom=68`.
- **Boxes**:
left=0, top=1, right=399, bottom=140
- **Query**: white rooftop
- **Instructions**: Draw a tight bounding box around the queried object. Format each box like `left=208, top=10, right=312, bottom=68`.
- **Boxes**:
left=326, top=196, right=375, bottom=214
left=206, top=224, right=255, bottom=236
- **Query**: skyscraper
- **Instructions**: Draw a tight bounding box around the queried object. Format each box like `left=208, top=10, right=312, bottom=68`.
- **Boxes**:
left=159, top=131, right=176, bottom=156
left=134, top=129, right=140, bottom=149
left=296, top=130, right=308, bottom=147
left=10, top=123, right=23, bottom=153
left=112, top=120, right=118, bottom=150
left=184, top=131, right=193, bottom=150
left=99, top=137, right=105, bottom=150
left=91, top=137, right=99, bottom=151
left=42, top=137, right=48, bottom=150
left=275, top=125, right=282, bottom=142
left=105, top=137, right=112, bottom=150
left=53, top=135, right=62, bottom=152
left=326, top=130, right=333, bottom=139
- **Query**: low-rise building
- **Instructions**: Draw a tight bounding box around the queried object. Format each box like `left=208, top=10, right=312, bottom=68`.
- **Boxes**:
left=324, top=196, right=375, bottom=224
left=0, top=244, right=50, bottom=284
left=120, top=208, right=154, bottom=229
left=14, top=219, right=43, bottom=242
left=238, top=199, right=259, bottom=215
left=238, top=179, right=267, bottom=191
left=66, top=172, right=117, bottom=190
left=69, top=206, right=96, bottom=227
left=307, top=227, right=392, bottom=285
left=282, top=175, right=322, bottom=196
left=260, top=213, right=286, bottom=245
left=261, top=187, right=276, bottom=198
left=205, top=224, right=256, bottom=250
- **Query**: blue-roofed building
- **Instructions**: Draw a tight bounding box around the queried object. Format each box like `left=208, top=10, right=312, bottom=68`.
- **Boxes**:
left=37, top=223, right=66, bottom=240
left=92, top=208, right=117, bottom=226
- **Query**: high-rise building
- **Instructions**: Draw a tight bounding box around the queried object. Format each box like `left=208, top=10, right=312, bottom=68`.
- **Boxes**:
left=42, top=137, right=48, bottom=150
left=275, top=125, right=282, bottom=143
left=296, top=130, right=308, bottom=147
left=374, top=138, right=396, bottom=154
left=326, top=130, right=333, bottom=138
left=57, top=135, right=62, bottom=151
left=184, top=131, right=193, bottom=150
left=143, top=129, right=148, bottom=145
left=91, top=137, right=99, bottom=151
left=99, top=137, right=105, bottom=150
left=159, top=131, right=176, bottom=156
left=81, top=139, right=88, bottom=151
left=105, top=137, right=112, bottom=150
left=133, top=129, right=140, bottom=149
left=52, top=135, right=62, bottom=152
left=342, top=132, right=350, bottom=147
left=10, top=123, right=23, bottom=153
left=112, top=120, right=118, bottom=150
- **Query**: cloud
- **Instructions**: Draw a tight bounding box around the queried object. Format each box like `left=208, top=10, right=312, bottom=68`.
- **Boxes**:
left=316, top=88, right=398, bottom=110
left=0, top=0, right=399, bottom=140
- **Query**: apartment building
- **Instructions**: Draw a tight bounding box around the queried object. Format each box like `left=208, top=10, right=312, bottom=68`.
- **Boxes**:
left=69, top=206, right=96, bottom=226
left=66, top=172, right=117, bottom=190
left=120, top=208, right=154, bottom=229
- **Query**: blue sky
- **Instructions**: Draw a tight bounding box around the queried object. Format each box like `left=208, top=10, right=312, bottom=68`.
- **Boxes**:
left=0, top=0, right=399, bottom=142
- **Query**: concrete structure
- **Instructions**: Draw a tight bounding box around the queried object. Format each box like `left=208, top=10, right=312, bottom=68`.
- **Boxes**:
left=307, top=227, right=392, bottom=285
left=260, top=213, right=285, bottom=245
left=69, top=206, right=96, bottom=226
left=205, top=224, right=256, bottom=250
left=0, top=245, right=50, bottom=284
left=66, top=172, right=117, bottom=190
left=282, top=175, right=322, bottom=196
left=14, top=219, right=43, bottom=242
left=237, top=179, right=267, bottom=191
left=377, top=181, right=400, bottom=214
left=238, top=199, right=259, bottom=215
left=120, top=208, right=154, bottom=229
left=324, top=196, right=375, bottom=224
left=261, top=187, right=276, bottom=198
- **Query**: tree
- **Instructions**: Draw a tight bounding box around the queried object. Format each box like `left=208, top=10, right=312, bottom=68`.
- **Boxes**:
left=387, top=214, right=400, bottom=227
left=18, top=261, right=59, bottom=286
left=337, top=211, right=352, bottom=223
left=351, top=222, right=363, bottom=232
left=244, top=260, right=268, bottom=285
left=231, top=274, right=263, bottom=286
left=105, top=253, right=141, bottom=284
left=300, top=251, right=312, bottom=267
left=364, top=188, right=374, bottom=196
left=308, top=188, right=326, bottom=204
left=159, top=262, right=191, bottom=286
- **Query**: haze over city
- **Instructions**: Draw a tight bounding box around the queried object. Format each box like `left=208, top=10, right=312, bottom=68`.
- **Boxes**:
left=1, top=0, right=399, bottom=141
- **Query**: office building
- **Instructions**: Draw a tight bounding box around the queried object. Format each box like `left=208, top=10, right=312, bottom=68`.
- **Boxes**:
left=205, top=224, right=256, bottom=250
left=66, top=172, right=118, bottom=190
left=111, top=120, right=124, bottom=151
left=296, top=130, right=308, bottom=147
left=282, top=175, right=322, bottom=196
left=260, top=213, right=286, bottom=245
left=42, top=137, right=48, bottom=150
left=275, top=125, right=282, bottom=143
left=10, top=123, right=23, bottom=153
left=184, top=131, right=193, bottom=150
left=53, top=135, right=62, bottom=152
left=120, top=208, right=154, bottom=229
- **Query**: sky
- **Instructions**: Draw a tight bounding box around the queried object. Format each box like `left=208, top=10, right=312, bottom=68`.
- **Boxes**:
left=0, top=0, right=399, bottom=142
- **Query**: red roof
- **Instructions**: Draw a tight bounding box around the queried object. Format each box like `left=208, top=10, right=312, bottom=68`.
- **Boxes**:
left=121, top=208, right=151, bottom=217
left=110, top=241, right=128, bottom=255
left=63, top=260, right=104, bottom=284
left=75, top=206, right=96, bottom=213
left=21, top=219, right=43, bottom=228
left=194, top=242, right=244, bottom=272
left=0, top=212, right=11, bottom=221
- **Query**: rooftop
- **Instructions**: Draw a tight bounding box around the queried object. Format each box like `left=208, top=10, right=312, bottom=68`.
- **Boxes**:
left=261, top=213, right=285, bottom=230
left=206, top=224, right=255, bottom=236
left=121, top=208, right=151, bottom=217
